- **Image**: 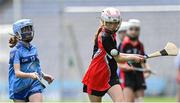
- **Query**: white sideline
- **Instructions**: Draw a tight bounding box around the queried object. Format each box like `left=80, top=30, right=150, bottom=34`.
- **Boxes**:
left=64, top=5, right=180, bottom=13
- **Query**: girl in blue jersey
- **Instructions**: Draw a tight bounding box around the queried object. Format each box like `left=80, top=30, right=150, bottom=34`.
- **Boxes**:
left=8, top=19, right=54, bottom=102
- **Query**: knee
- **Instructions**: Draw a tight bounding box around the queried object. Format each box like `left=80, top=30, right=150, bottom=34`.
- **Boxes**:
left=125, top=97, right=134, bottom=102
left=112, top=95, right=125, bottom=102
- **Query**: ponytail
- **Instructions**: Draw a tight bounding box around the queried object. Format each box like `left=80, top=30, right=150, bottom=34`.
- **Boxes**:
left=9, top=36, right=18, bottom=48
left=94, top=26, right=103, bottom=43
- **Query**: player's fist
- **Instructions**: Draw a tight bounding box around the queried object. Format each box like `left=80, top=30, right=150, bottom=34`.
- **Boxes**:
left=143, top=69, right=152, bottom=78
left=29, top=72, right=38, bottom=79
left=131, top=54, right=145, bottom=63
left=43, top=74, right=54, bottom=84
left=144, top=69, right=152, bottom=73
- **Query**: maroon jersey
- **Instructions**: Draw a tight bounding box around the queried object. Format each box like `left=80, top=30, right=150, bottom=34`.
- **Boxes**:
left=119, top=36, right=146, bottom=89
left=82, top=28, right=119, bottom=91
left=120, top=36, right=145, bottom=68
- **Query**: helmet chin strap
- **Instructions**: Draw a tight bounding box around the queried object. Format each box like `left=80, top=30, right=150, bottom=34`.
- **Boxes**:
left=116, top=18, right=122, bottom=31
left=115, top=24, right=120, bottom=32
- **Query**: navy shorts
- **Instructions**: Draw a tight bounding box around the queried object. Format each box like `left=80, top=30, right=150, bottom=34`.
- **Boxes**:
left=9, top=80, right=44, bottom=102
left=122, top=71, right=147, bottom=91
left=83, top=77, right=120, bottom=97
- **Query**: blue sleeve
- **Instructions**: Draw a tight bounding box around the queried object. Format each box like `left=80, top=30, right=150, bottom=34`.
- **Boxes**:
left=13, top=50, right=20, bottom=64
left=35, top=47, right=40, bottom=62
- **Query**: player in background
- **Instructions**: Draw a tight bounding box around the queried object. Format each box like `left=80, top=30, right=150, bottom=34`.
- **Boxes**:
left=118, top=19, right=151, bottom=102
left=175, top=51, right=180, bottom=102
left=8, top=19, right=54, bottom=102
left=82, top=8, right=145, bottom=102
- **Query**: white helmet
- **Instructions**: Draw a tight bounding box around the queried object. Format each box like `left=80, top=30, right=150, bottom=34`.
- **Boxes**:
left=101, top=7, right=122, bottom=23
left=118, top=21, right=129, bottom=32
left=128, top=19, right=141, bottom=29
left=101, top=7, right=122, bottom=32
left=127, top=19, right=141, bottom=41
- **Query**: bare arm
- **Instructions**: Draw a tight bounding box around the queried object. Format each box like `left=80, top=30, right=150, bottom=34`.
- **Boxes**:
left=41, top=71, right=54, bottom=84
left=141, top=62, right=150, bottom=69
left=141, top=62, right=151, bottom=78
left=14, top=64, right=37, bottom=79
left=114, top=53, right=144, bottom=63
left=118, top=62, right=134, bottom=71
left=100, top=35, right=144, bottom=63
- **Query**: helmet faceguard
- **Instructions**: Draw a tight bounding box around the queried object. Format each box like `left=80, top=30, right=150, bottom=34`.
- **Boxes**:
left=127, top=19, right=141, bottom=41
left=101, top=7, right=122, bottom=33
left=117, top=22, right=129, bottom=41
left=13, top=19, right=34, bottom=43
left=21, top=25, right=34, bottom=42
left=118, top=21, right=129, bottom=32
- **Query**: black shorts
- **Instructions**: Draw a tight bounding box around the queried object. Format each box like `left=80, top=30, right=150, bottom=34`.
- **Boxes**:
left=122, top=71, right=146, bottom=91
left=83, top=77, right=120, bottom=97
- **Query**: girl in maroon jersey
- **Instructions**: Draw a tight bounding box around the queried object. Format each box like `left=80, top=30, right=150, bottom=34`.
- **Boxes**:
left=82, top=8, right=145, bottom=102
left=118, top=19, right=151, bottom=102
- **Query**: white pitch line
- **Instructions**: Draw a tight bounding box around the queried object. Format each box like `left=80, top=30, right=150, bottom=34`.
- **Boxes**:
left=64, top=5, right=180, bottom=13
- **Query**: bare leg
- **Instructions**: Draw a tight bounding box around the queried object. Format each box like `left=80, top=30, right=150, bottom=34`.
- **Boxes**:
left=13, top=100, right=25, bottom=103
left=28, top=93, right=43, bottom=102
left=88, top=94, right=102, bottom=102
left=176, top=92, right=180, bottom=102
left=135, top=89, right=144, bottom=102
left=107, top=84, right=124, bottom=102
left=123, top=87, right=135, bottom=102
left=177, top=91, right=180, bottom=102
left=176, top=84, right=180, bottom=102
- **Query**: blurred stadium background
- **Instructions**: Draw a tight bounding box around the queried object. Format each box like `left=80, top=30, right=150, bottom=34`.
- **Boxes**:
left=0, top=0, right=180, bottom=102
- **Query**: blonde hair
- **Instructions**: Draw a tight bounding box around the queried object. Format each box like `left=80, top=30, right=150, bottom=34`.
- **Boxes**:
left=94, top=26, right=103, bottom=43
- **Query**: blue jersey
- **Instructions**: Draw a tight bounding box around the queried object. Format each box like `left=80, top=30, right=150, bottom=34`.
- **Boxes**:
left=9, top=41, right=43, bottom=97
